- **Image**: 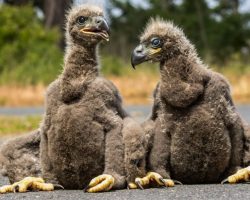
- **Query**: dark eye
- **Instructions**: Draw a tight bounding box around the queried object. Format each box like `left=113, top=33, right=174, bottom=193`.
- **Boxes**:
left=151, top=38, right=161, bottom=48
left=77, top=16, right=87, bottom=25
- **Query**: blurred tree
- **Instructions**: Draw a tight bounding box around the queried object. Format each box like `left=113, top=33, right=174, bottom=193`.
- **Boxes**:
left=178, top=0, right=211, bottom=61
left=210, top=0, right=250, bottom=63
left=0, top=5, right=63, bottom=85
left=3, top=0, right=250, bottom=65
left=105, top=0, right=151, bottom=59
left=108, top=0, right=250, bottom=64
left=217, top=0, right=240, bottom=14
left=4, top=0, right=72, bottom=48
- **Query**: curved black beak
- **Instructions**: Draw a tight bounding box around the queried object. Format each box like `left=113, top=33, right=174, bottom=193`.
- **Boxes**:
left=131, top=44, right=148, bottom=69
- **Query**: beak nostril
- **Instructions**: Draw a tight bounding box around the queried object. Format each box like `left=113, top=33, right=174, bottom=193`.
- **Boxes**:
left=131, top=44, right=147, bottom=68
left=94, top=17, right=110, bottom=34
left=96, top=20, right=101, bottom=24
left=135, top=45, right=144, bottom=54
left=95, top=16, right=103, bottom=25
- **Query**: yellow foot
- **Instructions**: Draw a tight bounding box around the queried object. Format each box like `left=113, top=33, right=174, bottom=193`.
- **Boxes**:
left=129, top=172, right=182, bottom=189
left=85, top=174, right=115, bottom=193
left=0, top=177, right=63, bottom=194
left=128, top=182, right=138, bottom=189
left=221, top=166, right=250, bottom=184
left=0, top=177, right=64, bottom=194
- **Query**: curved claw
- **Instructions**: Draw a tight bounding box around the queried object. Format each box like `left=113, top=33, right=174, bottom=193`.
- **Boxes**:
left=173, top=180, right=183, bottom=185
left=221, top=178, right=229, bottom=184
left=159, top=178, right=168, bottom=187
left=135, top=180, right=144, bottom=190
left=83, top=185, right=90, bottom=193
left=53, top=184, right=64, bottom=190
left=13, top=185, right=19, bottom=193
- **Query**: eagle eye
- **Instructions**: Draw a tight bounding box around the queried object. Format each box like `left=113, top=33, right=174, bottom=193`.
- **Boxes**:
left=77, top=16, right=87, bottom=25
left=151, top=37, right=162, bottom=48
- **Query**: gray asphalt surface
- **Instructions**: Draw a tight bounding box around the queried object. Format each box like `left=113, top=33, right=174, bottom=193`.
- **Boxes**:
left=1, top=105, right=250, bottom=122
left=0, top=182, right=250, bottom=200
left=0, top=105, right=250, bottom=199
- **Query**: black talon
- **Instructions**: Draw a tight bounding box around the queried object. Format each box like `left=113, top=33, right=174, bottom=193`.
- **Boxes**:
left=13, top=185, right=19, bottom=193
left=173, top=180, right=183, bottom=185
left=159, top=178, right=168, bottom=187
left=135, top=181, right=144, bottom=190
left=83, top=185, right=91, bottom=192
left=221, top=178, right=229, bottom=184
left=53, top=184, right=64, bottom=190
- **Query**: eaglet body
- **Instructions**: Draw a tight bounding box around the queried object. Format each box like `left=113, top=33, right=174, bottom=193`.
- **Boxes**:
left=157, top=68, right=235, bottom=183
left=131, top=19, right=249, bottom=184
left=39, top=5, right=146, bottom=190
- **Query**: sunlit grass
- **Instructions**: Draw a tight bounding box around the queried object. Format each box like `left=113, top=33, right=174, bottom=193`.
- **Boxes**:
left=0, top=116, right=41, bottom=136
left=0, top=84, right=45, bottom=107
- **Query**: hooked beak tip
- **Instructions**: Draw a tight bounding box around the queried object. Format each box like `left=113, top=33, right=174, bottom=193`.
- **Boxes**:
left=131, top=44, right=148, bottom=69
left=131, top=56, right=137, bottom=69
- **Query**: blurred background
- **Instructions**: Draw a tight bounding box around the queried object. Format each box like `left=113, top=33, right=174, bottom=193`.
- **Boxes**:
left=0, top=0, right=250, bottom=136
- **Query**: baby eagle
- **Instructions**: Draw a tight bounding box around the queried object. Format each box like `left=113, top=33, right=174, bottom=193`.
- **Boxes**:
left=0, top=5, right=146, bottom=193
left=131, top=18, right=250, bottom=186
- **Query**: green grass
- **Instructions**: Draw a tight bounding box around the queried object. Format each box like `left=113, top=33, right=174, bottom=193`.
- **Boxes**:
left=0, top=116, right=42, bottom=136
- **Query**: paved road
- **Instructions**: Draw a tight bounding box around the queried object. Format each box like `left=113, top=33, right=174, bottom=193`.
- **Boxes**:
left=1, top=105, right=250, bottom=123
left=0, top=105, right=249, bottom=199
left=0, top=184, right=249, bottom=200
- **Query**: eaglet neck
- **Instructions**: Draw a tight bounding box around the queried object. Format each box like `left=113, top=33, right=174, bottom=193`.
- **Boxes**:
left=64, top=43, right=99, bottom=79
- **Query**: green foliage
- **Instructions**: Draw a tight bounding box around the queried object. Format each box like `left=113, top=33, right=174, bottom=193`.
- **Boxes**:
left=0, top=5, right=63, bottom=85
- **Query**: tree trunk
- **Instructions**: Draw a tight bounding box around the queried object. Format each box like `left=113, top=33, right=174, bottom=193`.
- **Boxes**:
left=43, top=0, right=72, bottom=28
left=194, top=0, right=210, bottom=61
left=231, top=0, right=239, bottom=14
left=43, top=0, right=72, bottom=48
